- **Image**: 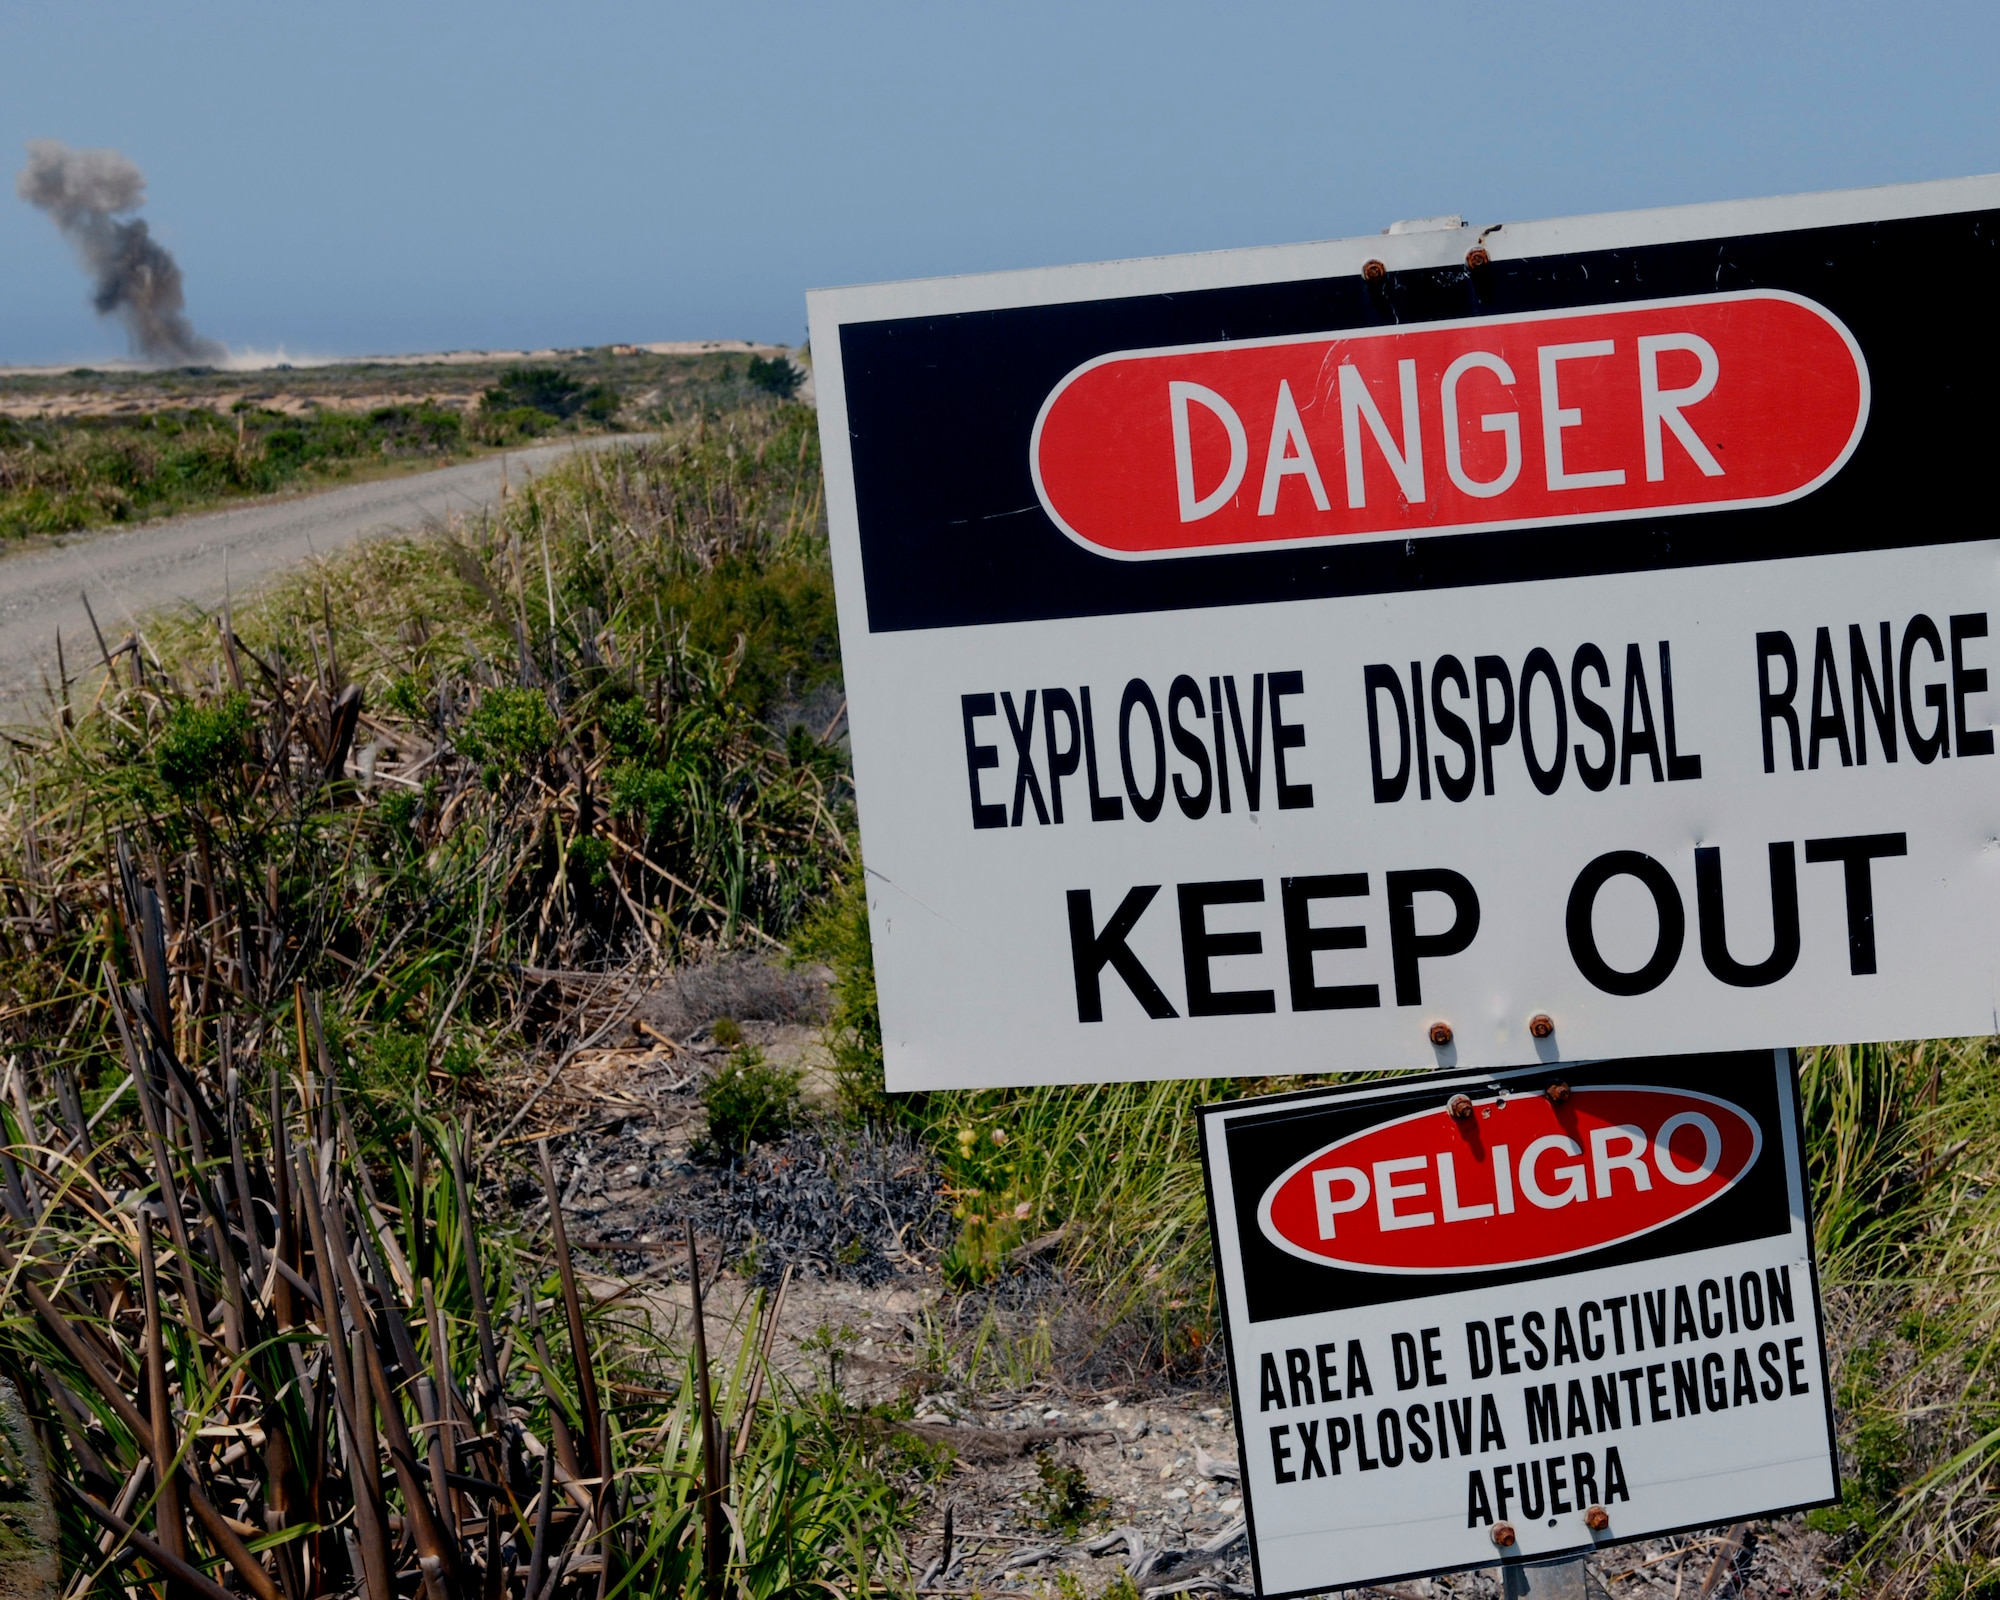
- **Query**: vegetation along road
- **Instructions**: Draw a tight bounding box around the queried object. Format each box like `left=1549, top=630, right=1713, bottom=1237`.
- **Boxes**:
left=0, top=395, right=1983, bottom=1595
left=0, top=433, right=638, bottom=721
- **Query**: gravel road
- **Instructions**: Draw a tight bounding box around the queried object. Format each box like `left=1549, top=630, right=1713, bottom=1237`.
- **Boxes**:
left=0, top=434, right=640, bottom=723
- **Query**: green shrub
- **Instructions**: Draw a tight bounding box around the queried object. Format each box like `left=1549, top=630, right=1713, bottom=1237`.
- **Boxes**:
left=365, top=1026, right=428, bottom=1080
left=608, top=759, right=683, bottom=838
left=567, top=833, right=612, bottom=889
left=1807, top=1335, right=1906, bottom=1543
left=478, top=404, right=555, bottom=441
left=367, top=401, right=464, bottom=452
left=375, top=784, right=429, bottom=855
left=941, top=1204, right=1026, bottom=1289
left=1025, top=1451, right=1108, bottom=1537
left=384, top=671, right=428, bottom=719
left=480, top=365, right=617, bottom=423
left=457, top=686, right=556, bottom=782
left=701, top=1045, right=802, bottom=1156
left=597, top=692, right=657, bottom=762
left=747, top=354, right=803, bottom=399
left=1929, top=1560, right=2000, bottom=1600
left=483, top=365, right=584, bottom=418
left=653, top=554, right=840, bottom=720
left=792, top=862, right=885, bottom=1123
left=155, top=692, right=254, bottom=800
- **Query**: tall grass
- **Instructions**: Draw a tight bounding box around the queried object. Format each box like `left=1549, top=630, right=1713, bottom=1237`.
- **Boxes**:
left=0, top=943, right=898, bottom=1597
left=0, top=406, right=910, bottom=1593
left=0, top=404, right=847, bottom=1080
left=1791, top=1038, right=2000, bottom=1588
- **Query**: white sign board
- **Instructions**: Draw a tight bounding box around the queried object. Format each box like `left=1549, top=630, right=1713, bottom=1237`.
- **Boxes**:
left=808, top=176, right=2000, bottom=1091
left=1199, top=1051, right=1834, bottom=1592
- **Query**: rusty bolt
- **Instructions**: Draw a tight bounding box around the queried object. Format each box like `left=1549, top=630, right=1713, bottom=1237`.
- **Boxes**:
left=1584, top=1504, right=1611, bottom=1532
left=1447, top=1093, right=1475, bottom=1120
left=1546, top=1080, right=1572, bottom=1105
left=1491, top=1522, right=1517, bottom=1548
left=1428, top=1021, right=1453, bottom=1047
left=1466, top=247, right=1492, bottom=271
left=1529, top=1013, right=1555, bottom=1039
left=1361, top=258, right=1387, bottom=283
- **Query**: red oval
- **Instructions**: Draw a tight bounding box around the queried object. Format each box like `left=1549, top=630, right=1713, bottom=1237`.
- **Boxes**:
left=1031, top=291, right=1867, bottom=559
left=1257, top=1086, right=1762, bottom=1274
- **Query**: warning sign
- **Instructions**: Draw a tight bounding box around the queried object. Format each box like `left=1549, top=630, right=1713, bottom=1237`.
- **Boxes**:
left=1031, top=291, right=1867, bottom=558
left=807, top=176, right=2000, bottom=1091
left=1199, top=1051, right=1834, bottom=1593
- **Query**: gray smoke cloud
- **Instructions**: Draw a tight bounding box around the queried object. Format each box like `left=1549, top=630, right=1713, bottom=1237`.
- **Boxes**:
left=16, top=140, right=225, bottom=365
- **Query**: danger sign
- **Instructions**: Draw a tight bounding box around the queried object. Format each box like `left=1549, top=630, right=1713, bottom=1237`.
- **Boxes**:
left=808, top=175, right=2000, bottom=1091
left=1200, top=1051, right=1834, bottom=1593
left=1258, top=1084, right=1759, bottom=1274
left=1033, top=291, right=1866, bottom=558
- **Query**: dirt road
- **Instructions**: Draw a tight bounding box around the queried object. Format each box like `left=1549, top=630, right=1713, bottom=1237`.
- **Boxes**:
left=0, top=435, right=640, bottom=723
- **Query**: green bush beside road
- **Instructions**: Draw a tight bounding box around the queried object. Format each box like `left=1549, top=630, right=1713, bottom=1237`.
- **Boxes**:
left=0, top=403, right=486, bottom=538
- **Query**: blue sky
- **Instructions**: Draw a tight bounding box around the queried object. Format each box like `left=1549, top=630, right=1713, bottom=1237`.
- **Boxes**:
left=3, top=1, right=1999, bottom=364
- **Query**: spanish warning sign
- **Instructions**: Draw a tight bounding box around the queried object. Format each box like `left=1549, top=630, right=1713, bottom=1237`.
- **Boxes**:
left=1199, top=1051, right=1834, bottom=1593
left=807, top=176, right=2000, bottom=1091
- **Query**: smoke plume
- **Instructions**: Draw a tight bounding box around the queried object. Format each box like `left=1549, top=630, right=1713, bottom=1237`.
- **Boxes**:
left=16, top=139, right=225, bottom=365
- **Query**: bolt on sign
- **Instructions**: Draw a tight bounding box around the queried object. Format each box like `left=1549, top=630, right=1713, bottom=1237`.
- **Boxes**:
left=1200, top=1053, right=1834, bottom=1593
left=806, top=176, right=2000, bottom=1092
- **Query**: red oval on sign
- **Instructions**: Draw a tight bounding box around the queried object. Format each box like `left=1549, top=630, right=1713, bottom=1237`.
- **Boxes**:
left=1031, top=291, right=1867, bottom=559
left=1256, top=1086, right=1763, bottom=1274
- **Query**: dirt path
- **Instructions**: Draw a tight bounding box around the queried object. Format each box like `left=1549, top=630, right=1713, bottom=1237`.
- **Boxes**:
left=0, top=433, right=644, bottom=722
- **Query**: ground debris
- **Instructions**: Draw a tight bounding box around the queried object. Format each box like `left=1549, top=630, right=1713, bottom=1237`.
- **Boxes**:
left=554, top=1109, right=949, bottom=1288
left=679, top=1124, right=949, bottom=1283
left=633, top=952, right=831, bottom=1040
left=513, top=1016, right=1831, bottom=1600
left=883, top=1418, right=1118, bottom=1462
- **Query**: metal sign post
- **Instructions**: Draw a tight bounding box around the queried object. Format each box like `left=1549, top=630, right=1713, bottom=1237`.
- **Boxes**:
left=1506, top=1554, right=1590, bottom=1599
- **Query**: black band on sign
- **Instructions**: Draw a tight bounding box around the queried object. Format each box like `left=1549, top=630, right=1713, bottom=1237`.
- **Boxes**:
left=1566, top=850, right=1686, bottom=996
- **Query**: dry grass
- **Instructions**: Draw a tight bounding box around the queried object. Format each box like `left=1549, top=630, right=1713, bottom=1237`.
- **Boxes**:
left=0, top=941, right=898, bottom=1598
left=0, top=403, right=916, bottom=1597
left=0, top=404, right=846, bottom=1074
